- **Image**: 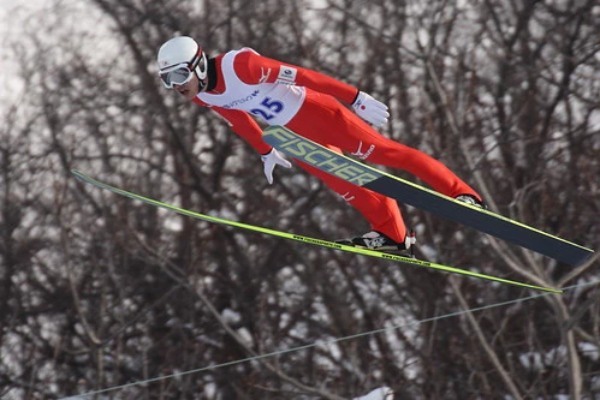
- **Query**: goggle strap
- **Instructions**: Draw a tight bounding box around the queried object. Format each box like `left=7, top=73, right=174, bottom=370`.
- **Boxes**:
left=189, top=50, right=201, bottom=70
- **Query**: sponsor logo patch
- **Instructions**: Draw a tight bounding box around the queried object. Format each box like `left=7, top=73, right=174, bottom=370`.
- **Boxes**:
left=222, top=90, right=260, bottom=109
left=259, top=67, right=271, bottom=83
left=276, top=66, right=297, bottom=84
left=351, top=141, right=375, bottom=160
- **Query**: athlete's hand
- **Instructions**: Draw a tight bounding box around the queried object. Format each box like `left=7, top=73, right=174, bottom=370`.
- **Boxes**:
left=352, top=91, right=389, bottom=128
left=261, top=148, right=292, bottom=184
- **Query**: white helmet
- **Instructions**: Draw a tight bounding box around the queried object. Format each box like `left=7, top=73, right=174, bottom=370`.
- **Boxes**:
left=157, top=36, right=208, bottom=89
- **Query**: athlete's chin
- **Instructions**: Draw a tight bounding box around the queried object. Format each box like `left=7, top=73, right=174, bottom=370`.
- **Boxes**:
left=178, top=89, right=197, bottom=100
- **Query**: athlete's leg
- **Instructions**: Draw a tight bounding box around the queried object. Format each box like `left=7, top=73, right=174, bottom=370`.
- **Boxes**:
left=287, top=93, right=482, bottom=201
left=294, top=156, right=406, bottom=243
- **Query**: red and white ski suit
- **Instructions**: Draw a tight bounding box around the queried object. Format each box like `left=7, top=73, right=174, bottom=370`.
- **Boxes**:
left=192, top=48, right=480, bottom=243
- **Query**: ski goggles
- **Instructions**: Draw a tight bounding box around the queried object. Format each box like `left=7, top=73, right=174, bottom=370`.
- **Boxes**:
left=159, top=63, right=194, bottom=89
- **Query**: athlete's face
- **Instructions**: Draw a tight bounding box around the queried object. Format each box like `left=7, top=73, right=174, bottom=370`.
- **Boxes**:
left=174, top=74, right=200, bottom=100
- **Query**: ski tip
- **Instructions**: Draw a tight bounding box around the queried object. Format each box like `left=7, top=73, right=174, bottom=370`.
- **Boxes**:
left=71, top=169, right=91, bottom=183
left=71, top=169, right=83, bottom=178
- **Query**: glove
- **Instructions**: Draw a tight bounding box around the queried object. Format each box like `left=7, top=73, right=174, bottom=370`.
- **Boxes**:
left=261, top=148, right=292, bottom=184
left=351, top=91, right=389, bottom=128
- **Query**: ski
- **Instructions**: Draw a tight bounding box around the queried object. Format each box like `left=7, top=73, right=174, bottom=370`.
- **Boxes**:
left=72, top=170, right=561, bottom=293
left=262, top=125, right=594, bottom=267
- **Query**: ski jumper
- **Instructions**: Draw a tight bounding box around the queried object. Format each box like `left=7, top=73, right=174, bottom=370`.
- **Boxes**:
left=192, top=48, right=480, bottom=243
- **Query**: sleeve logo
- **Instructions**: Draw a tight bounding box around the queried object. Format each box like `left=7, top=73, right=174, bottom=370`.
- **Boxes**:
left=276, top=66, right=297, bottom=84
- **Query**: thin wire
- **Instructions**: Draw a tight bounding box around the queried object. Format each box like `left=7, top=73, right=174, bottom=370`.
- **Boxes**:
left=61, top=280, right=599, bottom=399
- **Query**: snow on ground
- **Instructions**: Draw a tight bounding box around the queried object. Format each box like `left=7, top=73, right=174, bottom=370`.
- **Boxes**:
left=353, top=386, right=394, bottom=400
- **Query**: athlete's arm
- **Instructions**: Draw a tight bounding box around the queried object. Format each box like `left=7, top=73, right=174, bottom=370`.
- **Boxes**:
left=206, top=106, right=292, bottom=183
left=234, top=50, right=359, bottom=105
left=209, top=105, right=272, bottom=154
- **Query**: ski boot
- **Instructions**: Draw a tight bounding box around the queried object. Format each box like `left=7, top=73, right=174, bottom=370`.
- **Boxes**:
left=336, top=231, right=416, bottom=256
left=455, top=194, right=486, bottom=209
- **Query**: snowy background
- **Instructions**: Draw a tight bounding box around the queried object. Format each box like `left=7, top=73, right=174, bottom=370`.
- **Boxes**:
left=1, top=1, right=599, bottom=399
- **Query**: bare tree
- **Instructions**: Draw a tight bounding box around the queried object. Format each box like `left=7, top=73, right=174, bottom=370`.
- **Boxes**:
left=1, top=0, right=598, bottom=399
